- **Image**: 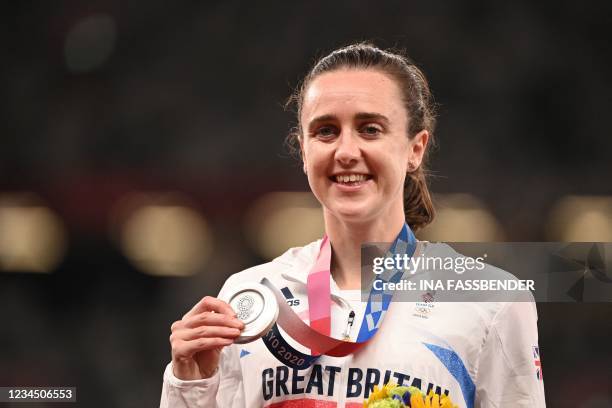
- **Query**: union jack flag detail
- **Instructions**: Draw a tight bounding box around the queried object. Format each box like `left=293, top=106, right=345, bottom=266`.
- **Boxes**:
left=533, top=346, right=543, bottom=380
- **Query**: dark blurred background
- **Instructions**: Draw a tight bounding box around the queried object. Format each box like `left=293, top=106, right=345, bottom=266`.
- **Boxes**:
left=1, top=1, right=611, bottom=407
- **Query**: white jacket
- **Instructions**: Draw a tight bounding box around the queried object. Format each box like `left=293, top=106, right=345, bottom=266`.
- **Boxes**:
left=160, top=240, right=546, bottom=408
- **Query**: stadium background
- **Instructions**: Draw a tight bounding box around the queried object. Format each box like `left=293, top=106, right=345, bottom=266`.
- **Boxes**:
left=1, top=1, right=611, bottom=407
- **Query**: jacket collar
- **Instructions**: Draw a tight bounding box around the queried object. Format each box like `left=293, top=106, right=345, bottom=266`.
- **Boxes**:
left=272, top=239, right=361, bottom=297
left=272, top=239, right=321, bottom=283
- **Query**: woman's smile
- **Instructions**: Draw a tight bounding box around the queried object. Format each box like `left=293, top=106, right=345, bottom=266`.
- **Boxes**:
left=329, top=173, right=374, bottom=191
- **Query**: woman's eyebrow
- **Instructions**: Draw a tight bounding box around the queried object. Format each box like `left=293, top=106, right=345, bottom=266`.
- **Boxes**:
left=307, top=114, right=337, bottom=131
left=354, top=112, right=390, bottom=124
left=307, top=112, right=390, bottom=131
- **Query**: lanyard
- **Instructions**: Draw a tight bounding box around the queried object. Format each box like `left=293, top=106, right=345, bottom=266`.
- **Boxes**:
left=261, top=223, right=417, bottom=369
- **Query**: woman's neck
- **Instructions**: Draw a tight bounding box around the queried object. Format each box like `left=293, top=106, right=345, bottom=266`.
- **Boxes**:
left=325, top=212, right=406, bottom=290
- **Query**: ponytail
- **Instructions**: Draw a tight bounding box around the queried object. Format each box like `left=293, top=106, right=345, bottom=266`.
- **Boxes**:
left=404, top=168, right=435, bottom=231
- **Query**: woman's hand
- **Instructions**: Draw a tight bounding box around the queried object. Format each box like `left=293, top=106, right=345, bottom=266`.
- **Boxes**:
left=170, top=296, right=244, bottom=380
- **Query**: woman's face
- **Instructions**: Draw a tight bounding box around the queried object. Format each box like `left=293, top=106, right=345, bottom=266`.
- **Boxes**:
left=300, top=69, right=428, bottom=224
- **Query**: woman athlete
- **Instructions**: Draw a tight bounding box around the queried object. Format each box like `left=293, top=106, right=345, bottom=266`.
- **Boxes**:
left=160, top=43, right=545, bottom=408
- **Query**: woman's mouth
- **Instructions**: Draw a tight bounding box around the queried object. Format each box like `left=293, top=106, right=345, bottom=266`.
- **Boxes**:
left=329, top=173, right=373, bottom=187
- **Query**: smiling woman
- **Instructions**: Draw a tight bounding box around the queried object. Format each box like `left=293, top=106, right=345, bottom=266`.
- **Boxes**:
left=160, top=43, right=546, bottom=408
left=284, top=48, right=437, bottom=290
left=286, top=46, right=436, bottom=233
left=301, top=70, right=423, bottom=220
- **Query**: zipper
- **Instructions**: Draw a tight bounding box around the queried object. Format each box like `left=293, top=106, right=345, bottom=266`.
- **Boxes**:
left=342, top=310, right=355, bottom=341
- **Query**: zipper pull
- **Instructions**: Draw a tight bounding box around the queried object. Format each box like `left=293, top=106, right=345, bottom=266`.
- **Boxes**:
left=342, top=310, right=355, bottom=341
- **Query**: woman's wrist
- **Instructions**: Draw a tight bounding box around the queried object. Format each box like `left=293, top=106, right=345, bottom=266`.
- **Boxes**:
left=172, top=359, right=216, bottom=380
left=198, top=365, right=219, bottom=379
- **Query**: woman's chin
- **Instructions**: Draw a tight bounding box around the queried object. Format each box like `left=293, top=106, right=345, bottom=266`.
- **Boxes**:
left=329, top=205, right=375, bottom=223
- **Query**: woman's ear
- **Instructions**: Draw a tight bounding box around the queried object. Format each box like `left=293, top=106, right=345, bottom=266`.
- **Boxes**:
left=407, top=130, right=429, bottom=169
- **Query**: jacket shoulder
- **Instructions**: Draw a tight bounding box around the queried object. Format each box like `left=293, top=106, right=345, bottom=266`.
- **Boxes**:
left=219, top=239, right=321, bottom=296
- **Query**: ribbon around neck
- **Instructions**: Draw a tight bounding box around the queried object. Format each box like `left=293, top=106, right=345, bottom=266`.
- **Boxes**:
left=260, top=223, right=417, bottom=369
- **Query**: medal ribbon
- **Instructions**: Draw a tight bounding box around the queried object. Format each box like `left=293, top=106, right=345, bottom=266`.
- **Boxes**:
left=306, top=235, right=332, bottom=346
left=261, top=223, right=417, bottom=369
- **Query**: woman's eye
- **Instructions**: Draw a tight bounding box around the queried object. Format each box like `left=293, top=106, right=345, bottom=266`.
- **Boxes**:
left=360, top=125, right=382, bottom=136
left=315, top=126, right=337, bottom=138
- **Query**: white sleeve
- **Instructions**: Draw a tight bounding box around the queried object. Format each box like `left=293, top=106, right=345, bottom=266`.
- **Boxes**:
left=159, top=362, right=221, bottom=408
left=474, top=301, right=546, bottom=408
left=159, top=342, right=245, bottom=408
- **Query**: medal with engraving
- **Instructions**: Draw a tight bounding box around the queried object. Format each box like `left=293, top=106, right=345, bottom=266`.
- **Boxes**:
left=222, top=282, right=279, bottom=344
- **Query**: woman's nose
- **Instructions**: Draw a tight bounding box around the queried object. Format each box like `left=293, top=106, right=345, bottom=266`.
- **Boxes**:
left=334, top=131, right=361, bottom=165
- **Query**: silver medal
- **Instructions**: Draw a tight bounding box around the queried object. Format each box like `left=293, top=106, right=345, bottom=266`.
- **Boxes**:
left=222, top=282, right=279, bottom=344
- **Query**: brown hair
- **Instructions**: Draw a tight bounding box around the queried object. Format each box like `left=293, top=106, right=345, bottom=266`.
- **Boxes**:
left=285, top=42, right=437, bottom=231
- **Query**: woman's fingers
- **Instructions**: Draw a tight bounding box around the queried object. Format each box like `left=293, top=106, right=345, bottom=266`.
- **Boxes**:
left=172, top=325, right=241, bottom=342
left=171, top=337, right=234, bottom=359
left=183, top=296, right=236, bottom=319
left=171, top=311, right=244, bottom=332
left=186, top=311, right=244, bottom=329
left=170, top=296, right=241, bottom=380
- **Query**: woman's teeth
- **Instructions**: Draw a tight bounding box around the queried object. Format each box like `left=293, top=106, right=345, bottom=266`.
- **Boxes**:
left=334, top=174, right=368, bottom=184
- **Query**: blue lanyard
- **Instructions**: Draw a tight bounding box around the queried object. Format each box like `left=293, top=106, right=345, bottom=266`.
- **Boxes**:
left=356, top=224, right=417, bottom=342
